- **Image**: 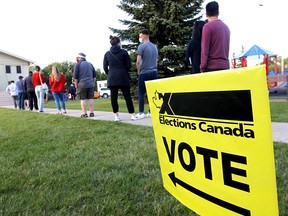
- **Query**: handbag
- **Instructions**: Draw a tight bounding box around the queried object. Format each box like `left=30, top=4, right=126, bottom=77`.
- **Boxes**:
left=39, top=72, right=48, bottom=90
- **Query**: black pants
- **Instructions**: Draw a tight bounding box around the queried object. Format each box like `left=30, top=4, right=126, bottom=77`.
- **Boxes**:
left=27, top=91, right=38, bottom=110
left=110, top=86, right=134, bottom=114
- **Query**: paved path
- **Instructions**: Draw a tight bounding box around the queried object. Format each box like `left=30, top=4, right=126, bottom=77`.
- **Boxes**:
left=1, top=104, right=288, bottom=144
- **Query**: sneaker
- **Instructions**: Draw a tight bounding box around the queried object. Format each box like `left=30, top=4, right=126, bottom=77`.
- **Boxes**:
left=115, top=116, right=121, bottom=122
left=135, top=113, right=145, bottom=119
left=131, top=114, right=137, bottom=121
left=89, top=113, right=94, bottom=117
left=146, top=112, right=151, bottom=118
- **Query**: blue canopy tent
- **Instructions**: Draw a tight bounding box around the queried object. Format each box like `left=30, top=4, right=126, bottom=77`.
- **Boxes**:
left=233, top=45, right=277, bottom=75
left=235, top=45, right=276, bottom=58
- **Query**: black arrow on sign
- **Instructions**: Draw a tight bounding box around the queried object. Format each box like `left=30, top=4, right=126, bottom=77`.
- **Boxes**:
left=168, top=172, right=251, bottom=216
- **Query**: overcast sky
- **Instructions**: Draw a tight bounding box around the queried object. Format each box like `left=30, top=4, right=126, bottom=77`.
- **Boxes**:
left=0, top=0, right=286, bottom=70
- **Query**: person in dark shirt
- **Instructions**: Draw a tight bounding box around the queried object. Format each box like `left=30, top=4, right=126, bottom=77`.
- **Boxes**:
left=24, top=71, right=38, bottom=111
left=103, top=35, right=137, bottom=122
left=186, top=20, right=206, bottom=74
left=68, top=84, right=76, bottom=100
left=73, top=53, right=96, bottom=118
left=200, top=1, right=230, bottom=72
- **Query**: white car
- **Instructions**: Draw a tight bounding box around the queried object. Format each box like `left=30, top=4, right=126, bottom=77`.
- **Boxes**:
left=99, top=87, right=111, bottom=98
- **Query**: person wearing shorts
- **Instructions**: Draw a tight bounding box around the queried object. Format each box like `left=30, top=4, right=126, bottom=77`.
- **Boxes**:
left=73, top=52, right=96, bottom=118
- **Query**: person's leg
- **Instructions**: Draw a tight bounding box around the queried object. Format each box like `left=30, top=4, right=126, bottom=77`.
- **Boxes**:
left=110, top=87, right=121, bottom=121
left=39, top=88, right=45, bottom=112
left=23, top=92, right=29, bottom=110
left=18, top=93, right=23, bottom=109
left=87, top=87, right=94, bottom=116
left=32, top=91, right=38, bottom=110
left=21, top=92, right=25, bottom=109
left=52, top=92, right=61, bottom=112
left=27, top=92, right=33, bottom=110
left=17, top=94, right=21, bottom=110
left=81, top=100, right=87, bottom=115
left=79, top=87, right=88, bottom=116
left=138, top=73, right=146, bottom=114
left=110, top=87, right=119, bottom=113
left=121, top=86, right=134, bottom=114
left=59, top=92, right=66, bottom=112
left=35, top=86, right=41, bottom=111
left=12, top=96, right=17, bottom=109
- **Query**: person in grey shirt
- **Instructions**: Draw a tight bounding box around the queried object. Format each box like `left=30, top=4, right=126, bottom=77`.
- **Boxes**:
left=135, top=29, right=158, bottom=119
left=73, top=52, right=96, bottom=118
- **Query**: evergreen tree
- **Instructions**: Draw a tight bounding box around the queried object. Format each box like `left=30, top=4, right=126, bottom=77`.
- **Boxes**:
left=110, top=0, right=204, bottom=79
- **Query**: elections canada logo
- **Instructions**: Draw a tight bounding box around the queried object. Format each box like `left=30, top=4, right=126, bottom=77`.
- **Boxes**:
left=151, top=90, right=255, bottom=139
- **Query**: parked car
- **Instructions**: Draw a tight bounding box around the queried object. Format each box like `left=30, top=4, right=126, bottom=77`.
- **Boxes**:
left=99, top=87, right=111, bottom=98
left=268, top=82, right=288, bottom=95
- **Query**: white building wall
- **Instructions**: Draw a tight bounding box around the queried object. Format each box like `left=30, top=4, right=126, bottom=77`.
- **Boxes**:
left=0, top=52, right=31, bottom=91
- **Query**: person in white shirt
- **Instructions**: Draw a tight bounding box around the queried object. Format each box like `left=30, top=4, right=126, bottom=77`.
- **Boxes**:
left=6, top=80, right=18, bottom=109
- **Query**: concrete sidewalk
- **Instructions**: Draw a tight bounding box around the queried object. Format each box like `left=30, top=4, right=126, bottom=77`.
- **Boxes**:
left=1, top=105, right=288, bottom=144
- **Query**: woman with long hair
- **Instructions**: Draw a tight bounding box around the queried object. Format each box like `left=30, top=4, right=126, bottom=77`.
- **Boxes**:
left=49, top=65, right=67, bottom=114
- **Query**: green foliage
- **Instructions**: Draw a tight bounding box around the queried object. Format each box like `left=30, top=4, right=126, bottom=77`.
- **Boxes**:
left=110, top=0, right=204, bottom=96
left=41, top=61, right=75, bottom=89
left=96, top=70, right=107, bottom=81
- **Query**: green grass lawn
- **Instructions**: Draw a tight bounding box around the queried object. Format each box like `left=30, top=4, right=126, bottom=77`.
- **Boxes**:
left=1, top=100, right=288, bottom=215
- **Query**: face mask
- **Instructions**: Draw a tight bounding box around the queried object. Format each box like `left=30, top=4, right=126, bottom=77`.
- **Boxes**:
left=139, top=38, right=144, bottom=43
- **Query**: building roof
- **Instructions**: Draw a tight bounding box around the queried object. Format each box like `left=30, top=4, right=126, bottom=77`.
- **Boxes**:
left=0, top=48, right=34, bottom=64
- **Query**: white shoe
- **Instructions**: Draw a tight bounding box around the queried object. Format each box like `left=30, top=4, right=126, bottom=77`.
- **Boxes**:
left=135, top=113, right=145, bottom=119
left=115, top=116, right=121, bottom=122
left=131, top=114, right=137, bottom=121
left=146, top=112, right=151, bottom=118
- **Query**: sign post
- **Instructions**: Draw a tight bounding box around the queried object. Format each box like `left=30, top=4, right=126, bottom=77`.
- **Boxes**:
left=146, top=65, right=278, bottom=216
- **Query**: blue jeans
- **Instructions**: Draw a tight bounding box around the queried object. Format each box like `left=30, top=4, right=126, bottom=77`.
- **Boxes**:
left=52, top=92, right=66, bottom=111
left=138, top=71, right=158, bottom=113
left=35, top=85, right=45, bottom=111
left=18, top=92, right=26, bottom=110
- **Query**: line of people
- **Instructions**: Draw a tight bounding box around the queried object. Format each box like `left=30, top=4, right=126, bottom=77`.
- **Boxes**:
left=7, top=28, right=158, bottom=121
left=6, top=65, right=67, bottom=114
left=186, top=1, right=230, bottom=74
left=6, top=1, right=229, bottom=122
left=6, top=74, right=39, bottom=110
left=72, top=28, right=158, bottom=122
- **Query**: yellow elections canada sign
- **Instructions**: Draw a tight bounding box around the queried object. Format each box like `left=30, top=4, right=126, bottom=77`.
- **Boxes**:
left=146, top=65, right=278, bottom=216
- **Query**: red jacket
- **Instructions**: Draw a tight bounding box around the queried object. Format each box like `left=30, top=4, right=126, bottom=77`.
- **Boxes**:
left=32, top=71, right=45, bottom=87
left=49, top=73, right=66, bottom=92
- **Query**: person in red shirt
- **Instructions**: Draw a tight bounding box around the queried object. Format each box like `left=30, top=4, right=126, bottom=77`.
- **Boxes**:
left=32, top=65, right=46, bottom=112
left=200, top=1, right=230, bottom=72
left=49, top=65, right=67, bottom=114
